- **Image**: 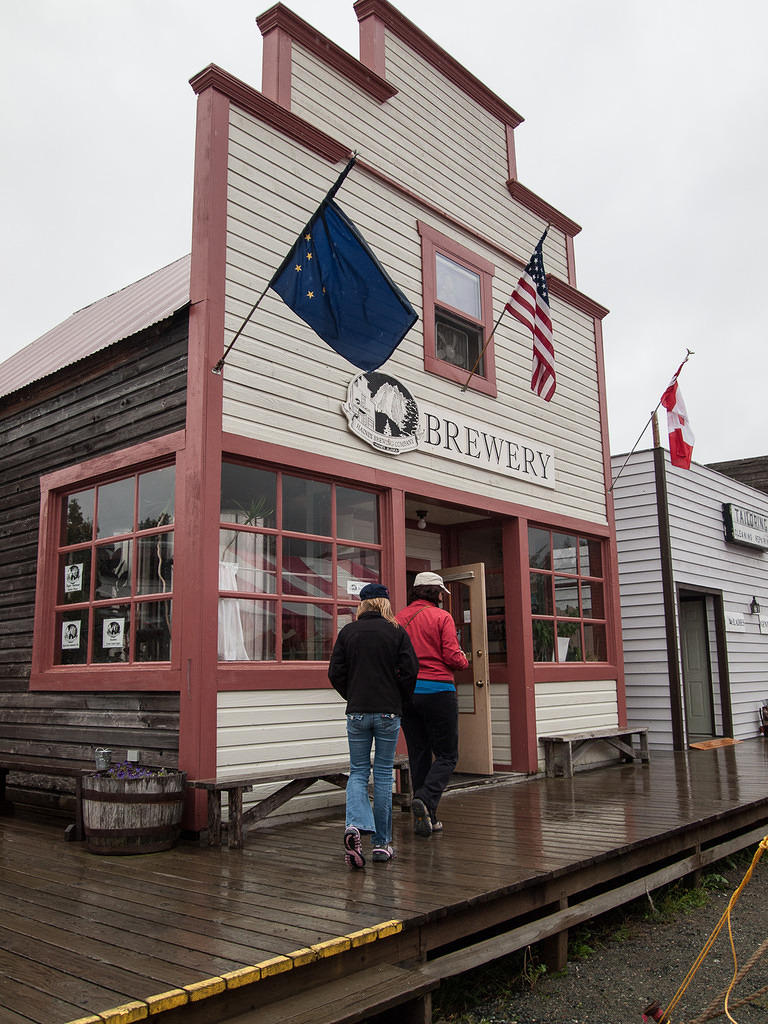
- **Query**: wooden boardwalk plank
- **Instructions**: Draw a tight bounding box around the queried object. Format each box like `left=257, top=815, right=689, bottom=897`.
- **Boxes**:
left=0, top=878, right=259, bottom=978
left=0, top=946, right=129, bottom=1022
left=0, top=743, right=766, bottom=1024
left=0, top=866, right=280, bottom=966
left=0, top=973, right=88, bottom=1024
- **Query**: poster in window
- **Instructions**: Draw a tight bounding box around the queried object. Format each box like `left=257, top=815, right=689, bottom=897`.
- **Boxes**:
left=64, top=562, right=84, bottom=594
left=102, top=617, right=125, bottom=649
left=62, top=620, right=81, bottom=650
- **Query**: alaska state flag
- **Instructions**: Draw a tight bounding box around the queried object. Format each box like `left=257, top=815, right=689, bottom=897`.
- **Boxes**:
left=270, top=199, right=418, bottom=372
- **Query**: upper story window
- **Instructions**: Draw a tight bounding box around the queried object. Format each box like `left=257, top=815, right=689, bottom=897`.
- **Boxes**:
left=219, top=461, right=382, bottom=662
left=418, top=221, right=496, bottom=397
left=528, top=526, right=607, bottom=663
left=55, top=466, right=175, bottom=665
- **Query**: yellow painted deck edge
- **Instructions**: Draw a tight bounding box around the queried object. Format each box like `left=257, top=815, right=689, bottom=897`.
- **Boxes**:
left=96, top=1002, right=148, bottom=1023
left=63, top=919, right=404, bottom=1024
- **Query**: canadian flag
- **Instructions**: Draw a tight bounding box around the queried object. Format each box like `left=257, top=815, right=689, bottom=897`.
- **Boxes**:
left=660, top=363, right=695, bottom=469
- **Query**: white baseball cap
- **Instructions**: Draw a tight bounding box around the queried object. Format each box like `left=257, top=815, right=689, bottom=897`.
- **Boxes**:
left=413, top=571, right=449, bottom=593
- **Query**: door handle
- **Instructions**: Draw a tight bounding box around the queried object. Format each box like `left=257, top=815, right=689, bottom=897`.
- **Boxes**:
left=475, top=679, right=485, bottom=687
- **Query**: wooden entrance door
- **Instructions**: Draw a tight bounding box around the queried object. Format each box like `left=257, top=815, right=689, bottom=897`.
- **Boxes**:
left=680, top=597, right=715, bottom=740
left=441, top=563, right=493, bottom=775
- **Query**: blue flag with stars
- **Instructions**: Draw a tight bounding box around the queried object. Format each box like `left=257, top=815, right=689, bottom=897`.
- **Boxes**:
left=270, top=198, right=418, bottom=372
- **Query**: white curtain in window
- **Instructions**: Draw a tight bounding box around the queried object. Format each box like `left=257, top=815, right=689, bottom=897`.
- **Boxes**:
left=218, top=562, right=249, bottom=661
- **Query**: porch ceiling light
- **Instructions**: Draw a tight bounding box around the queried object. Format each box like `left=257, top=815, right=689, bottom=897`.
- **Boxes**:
left=416, top=510, right=428, bottom=530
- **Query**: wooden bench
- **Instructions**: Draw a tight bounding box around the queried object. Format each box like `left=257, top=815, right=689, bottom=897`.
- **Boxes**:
left=190, top=753, right=412, bottom=849
left=538, top=726, right=650, bottom=778
left=0, top=754, right=95, bottom=841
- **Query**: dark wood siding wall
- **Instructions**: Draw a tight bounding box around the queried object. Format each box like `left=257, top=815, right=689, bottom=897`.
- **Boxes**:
left=0, top=312, right=188, bottom=812
left=707, top=456, right=768, bottom=495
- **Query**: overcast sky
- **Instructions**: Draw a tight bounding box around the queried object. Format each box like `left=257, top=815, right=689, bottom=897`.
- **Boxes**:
left=3, top=1, right=766, bottom=464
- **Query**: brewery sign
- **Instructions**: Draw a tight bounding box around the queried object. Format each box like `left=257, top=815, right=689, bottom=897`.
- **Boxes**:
left=342, top=372, right=555, bottom=488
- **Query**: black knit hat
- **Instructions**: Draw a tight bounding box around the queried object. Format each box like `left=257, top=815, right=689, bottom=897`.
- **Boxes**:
left=359, top=583, right=390, bottom=600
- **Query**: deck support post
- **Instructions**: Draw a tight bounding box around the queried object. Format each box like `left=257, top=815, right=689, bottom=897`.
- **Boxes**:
left=369, top=991, right=432, bottom=1024
left=539, top=895, right=569, bottom=972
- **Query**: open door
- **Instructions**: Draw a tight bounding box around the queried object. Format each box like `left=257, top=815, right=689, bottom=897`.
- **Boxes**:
left=441, top=563, right=493, bottom=775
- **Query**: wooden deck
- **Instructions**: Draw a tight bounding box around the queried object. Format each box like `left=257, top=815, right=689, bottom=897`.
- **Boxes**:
left=1, top=741, right=767, bottom=1024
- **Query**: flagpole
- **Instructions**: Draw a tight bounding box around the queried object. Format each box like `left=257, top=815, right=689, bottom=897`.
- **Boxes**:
left=608, top=348, right=693, bottom=493
left=461, top=308, right=507, bottom=392
left=210, top=278, right=273, bottom=377
left=461, top=223, right=551, bottom=393
left=211, top=153, right=358, bottom=376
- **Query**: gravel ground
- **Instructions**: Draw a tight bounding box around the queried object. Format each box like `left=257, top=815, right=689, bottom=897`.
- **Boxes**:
left=433, top=841, right=768, bottom=1024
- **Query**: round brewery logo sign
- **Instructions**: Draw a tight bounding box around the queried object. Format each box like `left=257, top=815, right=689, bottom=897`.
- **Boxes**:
left=342, top=372, right=422, bottom=455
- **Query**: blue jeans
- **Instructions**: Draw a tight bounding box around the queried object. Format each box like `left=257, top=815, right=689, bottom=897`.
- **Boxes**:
left=345, top=712, right=401, bottom=847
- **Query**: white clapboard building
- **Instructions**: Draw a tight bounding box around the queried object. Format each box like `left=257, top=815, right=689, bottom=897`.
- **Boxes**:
left=611, top=444, right=768, bottom=750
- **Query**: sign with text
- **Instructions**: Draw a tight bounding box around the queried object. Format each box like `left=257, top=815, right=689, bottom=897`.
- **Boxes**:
left=64, top=563, right=84, bottom=594
left=62, top=620, right=81, bottom=649
left=725, top=610, right=745, bottom=632
left=723, top=503, right=768, bottom=550
left=102, top=617, right=125, bottom=649
left=420, top=402, right=555, bottom=489
left=341, top=373, right=555, bottom=489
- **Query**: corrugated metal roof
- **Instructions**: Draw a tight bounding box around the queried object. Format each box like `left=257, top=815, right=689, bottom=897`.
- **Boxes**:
left=0, top=254, right=191, bottom=401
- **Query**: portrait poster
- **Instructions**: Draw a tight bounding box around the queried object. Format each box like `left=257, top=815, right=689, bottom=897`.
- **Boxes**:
left=64, top=562, right=84, bottom=594
left=61, top=620, right=81, bottom=650
left=102, top=617, right=125, bottom=649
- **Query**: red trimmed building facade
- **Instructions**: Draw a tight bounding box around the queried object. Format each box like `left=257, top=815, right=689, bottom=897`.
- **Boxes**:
left=1, top=1, right=622, bottom=830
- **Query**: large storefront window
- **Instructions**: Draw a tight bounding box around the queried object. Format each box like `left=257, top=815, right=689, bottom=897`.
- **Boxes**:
left=219, top=462, right=381, bottom=662
left=55, top=467, right=175, bottom=665
left=528, top=526, right=607, bottom=663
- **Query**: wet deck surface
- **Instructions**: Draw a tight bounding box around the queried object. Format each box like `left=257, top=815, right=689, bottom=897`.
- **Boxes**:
left=2, top=741, right=768, bottom=1023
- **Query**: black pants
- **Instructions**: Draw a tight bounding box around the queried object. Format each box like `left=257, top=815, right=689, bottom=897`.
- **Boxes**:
left=402, top=690, right=459, bottom=821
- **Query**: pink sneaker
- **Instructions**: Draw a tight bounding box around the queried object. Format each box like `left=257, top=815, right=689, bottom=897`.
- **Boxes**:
left=372, top=845, right=394, bottom=862
left=344, top=826, right=365, bottom=868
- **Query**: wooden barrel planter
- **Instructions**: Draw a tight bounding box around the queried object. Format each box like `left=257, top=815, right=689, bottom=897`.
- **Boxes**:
left=82, top=769, right=187, bottom=855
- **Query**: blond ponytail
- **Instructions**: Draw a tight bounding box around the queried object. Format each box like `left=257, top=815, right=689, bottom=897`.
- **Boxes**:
left=356, top=597, right=400, bottom=627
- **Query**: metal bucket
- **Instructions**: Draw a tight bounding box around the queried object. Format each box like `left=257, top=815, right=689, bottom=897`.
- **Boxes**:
left=94, top=747, right=112, bottom=771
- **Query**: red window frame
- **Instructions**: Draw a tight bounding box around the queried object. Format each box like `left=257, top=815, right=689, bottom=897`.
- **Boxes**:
left=218, top=461, right=384, bottom=665
left=30, top=434, right=185, bottom=691
left=418, top=220, right=497, bottom=397
left=528, top=526, right=608, bottom=665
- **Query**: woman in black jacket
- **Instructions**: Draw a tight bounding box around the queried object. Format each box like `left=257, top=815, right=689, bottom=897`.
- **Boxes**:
left=328, top=583, right=418, bottom=867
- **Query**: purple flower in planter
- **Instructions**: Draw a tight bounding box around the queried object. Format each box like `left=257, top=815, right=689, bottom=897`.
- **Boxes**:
left=97, top=762, right=174, bottom=780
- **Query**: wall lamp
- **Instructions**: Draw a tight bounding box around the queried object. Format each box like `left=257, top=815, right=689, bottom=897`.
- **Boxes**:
left=416, top=510, right=428, bottom=530
left=749, top=596, right=761, bottom=616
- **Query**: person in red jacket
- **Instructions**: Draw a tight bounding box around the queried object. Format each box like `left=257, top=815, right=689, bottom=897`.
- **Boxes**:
left=396, top=571, right=469, bottom=837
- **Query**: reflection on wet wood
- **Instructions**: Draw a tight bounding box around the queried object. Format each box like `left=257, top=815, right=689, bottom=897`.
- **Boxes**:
left=0, top=741, right=767, bottom=1023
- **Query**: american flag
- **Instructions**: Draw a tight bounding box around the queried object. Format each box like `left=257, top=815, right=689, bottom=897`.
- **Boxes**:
left=506, top=230, right=555, bottom=402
